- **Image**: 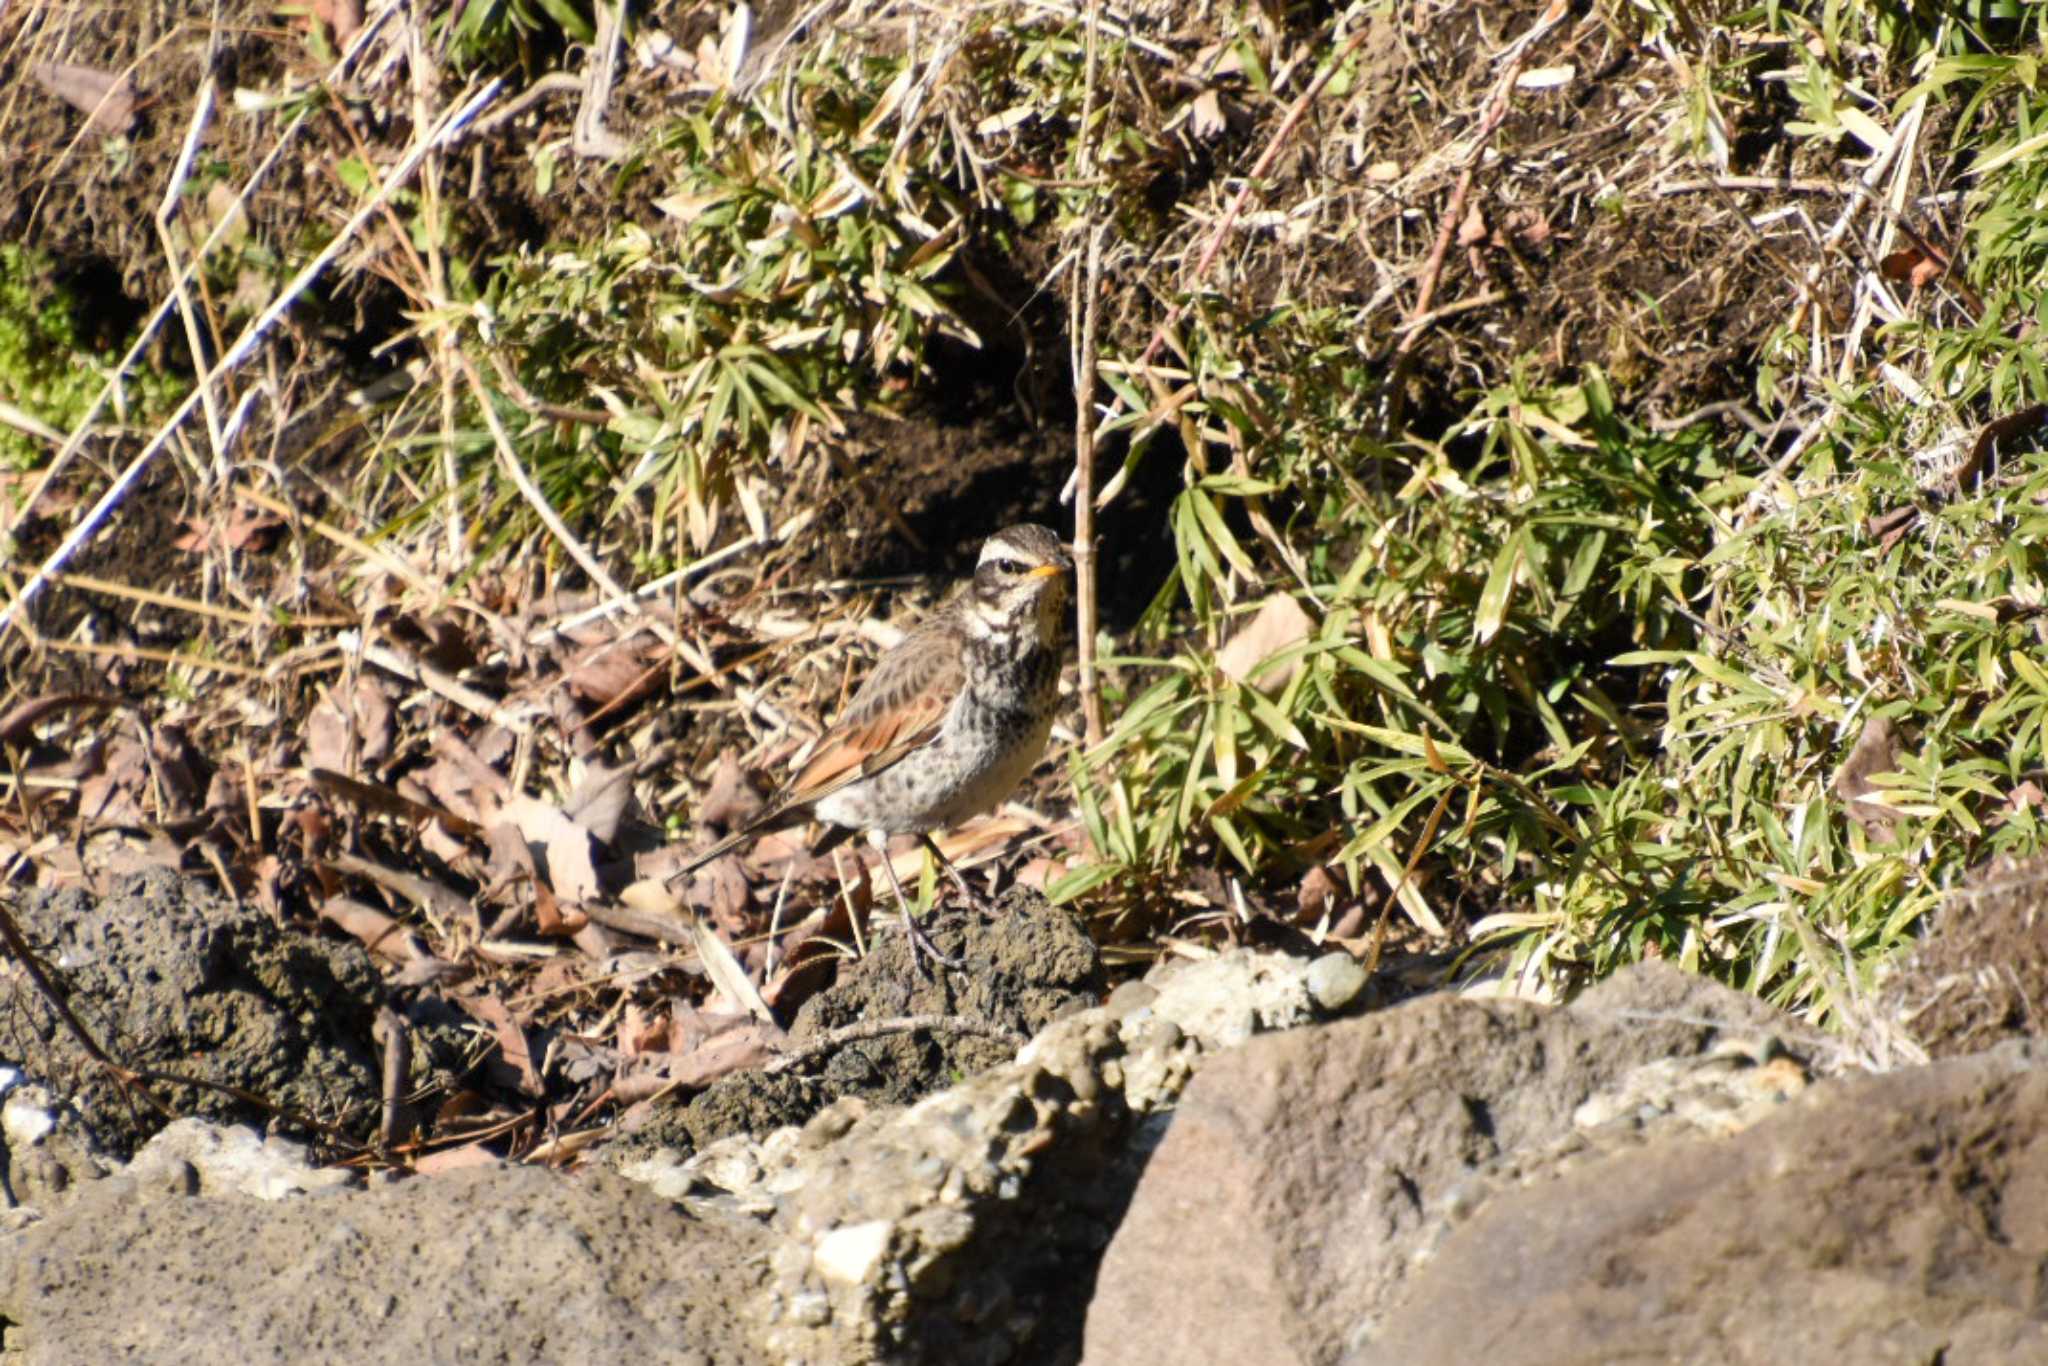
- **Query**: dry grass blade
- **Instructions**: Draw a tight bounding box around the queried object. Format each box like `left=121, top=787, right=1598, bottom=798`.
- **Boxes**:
left=0, top=79, right=504, bottom=636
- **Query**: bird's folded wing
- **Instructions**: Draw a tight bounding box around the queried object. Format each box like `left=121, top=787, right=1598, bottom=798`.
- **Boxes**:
left=784, top=621, right=962, bottom=803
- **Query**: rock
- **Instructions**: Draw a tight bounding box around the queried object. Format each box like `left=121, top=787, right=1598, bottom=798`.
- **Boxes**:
left=1305, top=951, right=1368, bottom=1013
left=31, top=915, right=2043, bottom=1366
left=0, top=1164, right=769, bottom=1363
left=614, top=946, right=1310, bottom=1364
left=1079, top=962, right=1829, bottom=1366
left=1369, top=1043, right=2048, bottom=1364
left=128, top=1119, right=357, bottom=1201
left=0, top=1080, right=113, bottom=1215
left=1139, top=950, right=1322, bottom=1049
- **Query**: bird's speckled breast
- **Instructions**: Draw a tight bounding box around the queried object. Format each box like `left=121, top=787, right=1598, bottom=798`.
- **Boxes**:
left=814, top=633, right=1060, bottom=834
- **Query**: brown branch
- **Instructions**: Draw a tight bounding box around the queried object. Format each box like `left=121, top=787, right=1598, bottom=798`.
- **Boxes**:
left=1072, top=0, right=1108, bottom=746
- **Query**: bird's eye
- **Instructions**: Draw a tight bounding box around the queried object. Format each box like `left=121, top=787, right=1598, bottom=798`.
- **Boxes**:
left=994, top=557, right=1028, bottom=575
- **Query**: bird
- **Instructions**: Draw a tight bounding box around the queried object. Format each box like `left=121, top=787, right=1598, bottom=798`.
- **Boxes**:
left=672, top=523, right=1073, bottom=969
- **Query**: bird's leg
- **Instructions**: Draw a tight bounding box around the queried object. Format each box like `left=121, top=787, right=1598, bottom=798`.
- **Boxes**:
left=871, top=833, right=962, bottom=974
left=920, top=833, right=1001, bottom=916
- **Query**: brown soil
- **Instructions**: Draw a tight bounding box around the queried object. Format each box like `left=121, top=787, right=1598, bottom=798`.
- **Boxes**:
left=625, top=888, right=1103, bottom=1158
left=0, top=868, right=388, bottom=1157
left=1886, top=852, right=2048, bottom=1059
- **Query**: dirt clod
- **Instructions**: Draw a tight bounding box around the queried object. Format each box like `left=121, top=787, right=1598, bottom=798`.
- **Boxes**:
left=642, top=888, right=1103, bottom=1156
left=0, top=868, right=384, bottom=1157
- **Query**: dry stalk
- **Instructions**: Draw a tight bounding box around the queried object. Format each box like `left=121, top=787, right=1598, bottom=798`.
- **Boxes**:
left=1060, top=14, right=1376, bottom=510
left=0, top=80, right=506, bottom=639
left=153, top=78, right=227, bottom=472
left=5, top=5, right=401, bottom=536
left=1070, top=0, right=1107, bottom=747
left=1386, top=0, right=1567, bottom=428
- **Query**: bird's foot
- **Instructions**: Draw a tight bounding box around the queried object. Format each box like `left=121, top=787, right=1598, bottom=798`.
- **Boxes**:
left=901, top=910, right=964, bottom=977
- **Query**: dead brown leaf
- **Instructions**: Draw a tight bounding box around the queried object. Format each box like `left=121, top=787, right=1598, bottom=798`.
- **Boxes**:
left=563, top=636, right=666, bottom=708
left=1833, top=714, right=1903, bottom=840
left=313, top=0, right=365, bottom=46
left=319, top=896, right=462, bottom=982
left=31, top=62, right=136, bottom=134
left=459, top=992, right=543, bottom=1095
left=76, top=737, right=148, bottom=825
left=0, top=694, right=122, bottom=746
left=1297, top=863, right=1341, bottom=920
left=1215, top=593, right=1315, bottom=694
left=1950, top=405, right=2048, bottom=491
left=613, top=1019, right=783, bottom=1104
left=697, top=751, right=766, bottom=830
left=311, top=768, right=484, bottom=839
left=1457, top=203, right=1488, bottom=247
left=563, top=759, right=634, bottom=843
left=1880, top=242, right=1949, bottom=290
left=412, top=1142, right=502, bottom=1176
left=492, top=795, right=602, bottom=903
left=306, top=677, right=395, bottom=773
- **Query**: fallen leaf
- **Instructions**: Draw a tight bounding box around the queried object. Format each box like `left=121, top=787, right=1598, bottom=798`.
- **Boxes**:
left=306, top=677, right=395, bottom=773
left=459, top=992, right=543, bottom=1095
left=319, top=896, right=460, bottom=979
left=31, top=62, right=136, bottom=135
left=493, top=795, right=602, bottom=902
left=0, top=693, right=122, bottom=746
left=1950, top=404, right=2048, bottom=491
left=1880, top=242, right=1950, bottom=290
left=1216, top=594, right=1316, bottom=694
left=77, top=737, right=148, bottom=825
left=312, top=0, right=365, bottom=46
left=413, top=1142, right=502, bottom=1176
left=696, top=751, right=766, bottom=830
left=563, top=635, right=665, bottom=707
left=564, top=758, right=634, bottom=843
left=1457, top=203, right=1489, bottom=248
left=1297, top=863, right=1341, bottom=920
left=1833, top=715, right=1903, bottom=840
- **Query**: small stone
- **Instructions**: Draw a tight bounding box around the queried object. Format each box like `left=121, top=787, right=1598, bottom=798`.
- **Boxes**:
left=814, top=1219, right=896, bottom=1285
left=1306, top=952, right=1368, bottom=1014
left=3, top=1090, right=56, bottom=1145
left=1107, top=981, right=1160, bottom=1017
left=787, top=1291, right=832, bottom=1327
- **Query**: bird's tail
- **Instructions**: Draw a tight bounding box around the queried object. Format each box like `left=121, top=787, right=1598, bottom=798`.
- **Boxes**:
left=670, top=800, right=848, bottom=885
left=670, top=825, right=755, bottom=881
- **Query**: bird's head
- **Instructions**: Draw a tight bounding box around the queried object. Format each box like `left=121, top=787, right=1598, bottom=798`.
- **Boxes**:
left=970, top=523, right=1073, bottom=641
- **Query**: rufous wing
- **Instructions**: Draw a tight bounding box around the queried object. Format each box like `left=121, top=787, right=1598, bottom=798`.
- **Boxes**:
left=783, top=619, right=964, bottom=804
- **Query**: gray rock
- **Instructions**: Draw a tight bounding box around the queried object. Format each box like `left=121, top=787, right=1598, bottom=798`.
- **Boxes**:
left=1142, top=949, right=1322, bottom=1049
left=0, top=1081, right=113, bottom=1215
left=128, top=1118, right=357, bottom=1201
left=1305, top=952, right=1367, bottom=1014
left=1080, top=963, right=1829, bottom=1366
left=1369, top=1049, right=2048, bottom=1364
left=0, top=1165, right=768, bottom=1364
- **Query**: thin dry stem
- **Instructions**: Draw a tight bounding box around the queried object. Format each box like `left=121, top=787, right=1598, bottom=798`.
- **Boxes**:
left=0, top=80, right=505, bottom=639
left=1071, top=0, right=1107, bottom=747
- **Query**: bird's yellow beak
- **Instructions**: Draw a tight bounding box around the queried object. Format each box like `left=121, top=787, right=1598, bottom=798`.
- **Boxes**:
left=1027, top=563, right=1065, bottom=580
